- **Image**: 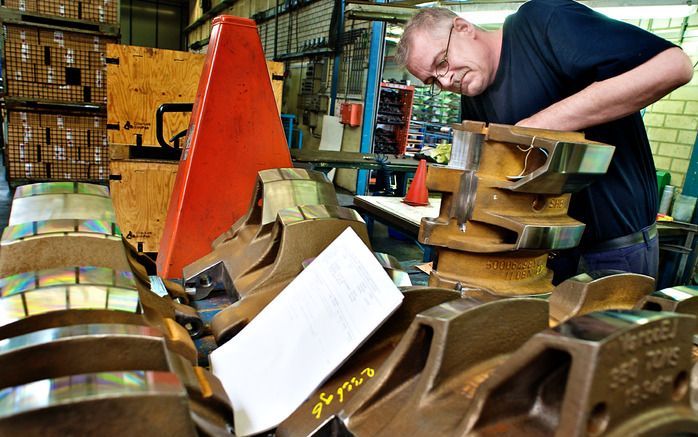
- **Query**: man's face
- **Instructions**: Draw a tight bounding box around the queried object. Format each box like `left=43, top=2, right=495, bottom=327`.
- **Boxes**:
left=405, top=19, right=493, bottom=97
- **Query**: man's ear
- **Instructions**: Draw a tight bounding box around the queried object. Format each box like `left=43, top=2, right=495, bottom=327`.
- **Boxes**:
left=453, top=16, right=475, bottom=38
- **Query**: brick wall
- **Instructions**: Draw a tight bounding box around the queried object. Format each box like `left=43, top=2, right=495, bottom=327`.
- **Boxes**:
left=639, top=14, right=698, bottom=189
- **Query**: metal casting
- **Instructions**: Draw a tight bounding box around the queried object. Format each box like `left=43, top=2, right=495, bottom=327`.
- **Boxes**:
left=184, top=168, right=338, bottom=300
left=549, top=271, right=656, bottom=325
left=458, top=310, right=698, bottom=436
left=210, top=205, right=371, bottom=344
left=420, top=121, right=615, bottom=295
left=0, top=340, right=234, bottom=436
left=276, top=287, right=462, bottom=437
left=306, top=297, right=549, bottom=436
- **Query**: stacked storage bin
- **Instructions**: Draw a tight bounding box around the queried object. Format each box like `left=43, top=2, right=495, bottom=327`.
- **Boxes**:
left=0, top=0, right=118, bottom=186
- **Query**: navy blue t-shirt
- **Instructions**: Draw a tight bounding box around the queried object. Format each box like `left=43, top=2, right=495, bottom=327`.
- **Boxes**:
left=460, top=0, right=675, bottom=244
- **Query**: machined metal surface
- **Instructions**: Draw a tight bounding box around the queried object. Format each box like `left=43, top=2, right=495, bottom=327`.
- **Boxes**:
left=277, top=287, right=461, bottom=437
left=211, top=205, right=371, bottom=344
left=0, top=371, right=197, bottom=435
left=374, top=252, right=411, bottom=287
left=0, top=286, right=141, bottom=331
left=9, top=194, right=115, bottom=226
left=13, top=182, right=110, bottom=199
left=0, top=323, right=170, bottom=390
left=185, top=168, right=338, bottom=300
left=483, top=123, right=615, bottom=194
left=420, top=167, right=586, bottom=253
left=549, top=271, right=656, bottom=325
left=0, top=323, right=234, bottom=435
left=0, top=266, right=136, bottom=296
left=1, top=218, right=122, bottom=244
left=638, top=286, right=698, bottom=318
left=0, top=219, right=130, bottom=277
left=420, top=121, right=614, bottom=295
left=459, top=310, right=698, bottom=436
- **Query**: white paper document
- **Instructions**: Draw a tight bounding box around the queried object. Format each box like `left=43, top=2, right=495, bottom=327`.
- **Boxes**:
left=210, top=228, right=404, bottom=436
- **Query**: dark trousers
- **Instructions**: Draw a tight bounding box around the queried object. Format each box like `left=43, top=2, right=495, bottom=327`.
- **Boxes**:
left=549, top=232, right=659, bottom=285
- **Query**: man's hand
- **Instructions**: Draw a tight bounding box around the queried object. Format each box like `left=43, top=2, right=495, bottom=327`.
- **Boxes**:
left=515, top=47, right=694, bottom=132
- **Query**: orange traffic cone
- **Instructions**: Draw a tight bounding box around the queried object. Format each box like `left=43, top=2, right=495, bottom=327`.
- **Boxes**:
left=403, top=159, right=429, bottom=206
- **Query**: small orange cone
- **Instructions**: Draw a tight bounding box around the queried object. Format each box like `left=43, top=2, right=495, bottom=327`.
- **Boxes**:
left=403, top=159, right=429, bottom=206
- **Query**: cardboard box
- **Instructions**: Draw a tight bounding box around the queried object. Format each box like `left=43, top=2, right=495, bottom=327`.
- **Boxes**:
left=4, top=0, right=39, bottom=13
left=47, top=160, right=88, bottom=179
left=38, top=0, right=80, bottom=20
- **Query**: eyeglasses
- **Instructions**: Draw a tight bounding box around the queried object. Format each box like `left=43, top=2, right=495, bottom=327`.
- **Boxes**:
left=430, top=25, right=454, bottom=96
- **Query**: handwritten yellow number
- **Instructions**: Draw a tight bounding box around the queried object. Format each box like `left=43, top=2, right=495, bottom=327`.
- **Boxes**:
left=319, top=392, right=334, bottom=405
left=312, top=402, right=323, bottom=419
left=361, top=368, right=375, bottom=378
left=336, top=387, right=344, bottom=403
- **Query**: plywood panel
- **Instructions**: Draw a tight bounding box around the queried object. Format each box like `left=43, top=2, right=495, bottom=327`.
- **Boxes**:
left=109, top=160, right=179, bottom=252
left=107, top=43, right=284, bottom=149
left=107, top=44, right=205, bottom=148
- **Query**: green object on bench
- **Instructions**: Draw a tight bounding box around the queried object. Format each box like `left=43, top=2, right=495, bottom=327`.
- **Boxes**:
left=657, top=170, right=672, bottom=203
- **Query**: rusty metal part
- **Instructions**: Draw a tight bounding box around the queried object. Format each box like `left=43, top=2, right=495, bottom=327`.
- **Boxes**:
left=277, top=287, right=461, bottom=437
left=0, top=219, right=130, bottom=276
left=211, top=205, right=371, bottom=344
left=185, top=168, right=339, bottom=300
left=459, top=310, right=698, bottom=436
left=420, top=121, right=615, bottom=295
left=550, top=271, right=655, bottom=325
left=0, top=340, right=234, bottom=436
left=305, top=297, right=549, bottom=436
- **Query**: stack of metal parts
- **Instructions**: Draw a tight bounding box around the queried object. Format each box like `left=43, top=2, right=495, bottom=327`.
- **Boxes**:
left=0, top=182, right=234, bottom=435
left=420, top=121, right=616, bottom=296
left=275, top=290, right=698, bottom=436
left=183, top=168, right=373, bottom=344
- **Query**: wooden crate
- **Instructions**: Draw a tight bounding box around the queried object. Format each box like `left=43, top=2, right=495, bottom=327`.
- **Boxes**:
left=109, top=160, right=178, bottom=252
left=107, top=44, right=284, bottom=150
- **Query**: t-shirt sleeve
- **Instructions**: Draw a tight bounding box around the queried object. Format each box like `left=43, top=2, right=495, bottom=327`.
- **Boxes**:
left=529, top=0, right=676, bottom=84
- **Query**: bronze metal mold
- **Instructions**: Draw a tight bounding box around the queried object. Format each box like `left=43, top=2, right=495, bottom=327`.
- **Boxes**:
left=316, top=297, right=549, bottom=436
left=459, top=310, right=698, bottom=436
left=276, top=287, right=461, bottom=437
left=211, top=205, right=371, bottom=344
left=185, top=168, right=338, bottom=300
left=549, top=271, right=656, bottom=325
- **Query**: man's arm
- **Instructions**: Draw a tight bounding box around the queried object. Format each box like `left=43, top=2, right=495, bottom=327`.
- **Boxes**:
left=516, top=47, right=694, bottom=131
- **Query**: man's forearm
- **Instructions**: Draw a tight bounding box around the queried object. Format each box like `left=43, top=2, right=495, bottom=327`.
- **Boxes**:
left=516, top=47, right=694, bottom=132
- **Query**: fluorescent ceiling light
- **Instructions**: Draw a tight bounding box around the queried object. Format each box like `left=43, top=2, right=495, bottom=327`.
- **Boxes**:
left=449, top=1, right=696, bottom=25
left=595, top=5, right=697, bottom=20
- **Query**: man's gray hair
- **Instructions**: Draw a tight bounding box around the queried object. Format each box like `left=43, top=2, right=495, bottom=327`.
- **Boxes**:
left=395, top=8, right=457, bottom=67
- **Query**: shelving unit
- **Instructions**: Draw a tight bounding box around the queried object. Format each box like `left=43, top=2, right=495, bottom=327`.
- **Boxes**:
left=0, top=0, right=118, bottom=187
left=373, top=82, right=413, bottom=155
left=408, top=86, right=460, bottom=151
